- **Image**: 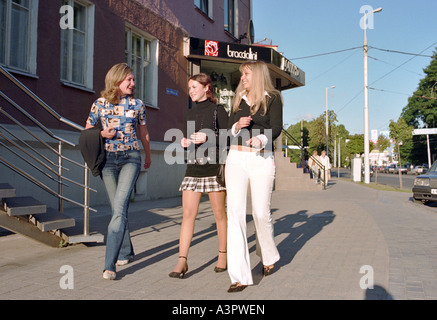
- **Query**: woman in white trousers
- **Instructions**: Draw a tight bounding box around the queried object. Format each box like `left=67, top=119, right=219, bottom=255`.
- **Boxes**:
left=225, top=61, right=282, bottom=293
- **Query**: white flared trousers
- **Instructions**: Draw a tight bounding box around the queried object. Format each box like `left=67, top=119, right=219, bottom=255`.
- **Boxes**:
left=225, top=149, right=280, bottom=285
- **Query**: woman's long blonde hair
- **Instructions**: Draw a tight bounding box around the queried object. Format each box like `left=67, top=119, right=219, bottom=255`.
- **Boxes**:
left=232, top=60, right=282, bottom=116
left=100, top=63, right=135, bottom=104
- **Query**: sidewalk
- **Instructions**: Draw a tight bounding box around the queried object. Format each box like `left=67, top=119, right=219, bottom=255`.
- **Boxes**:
left=1, top=178, right=437, bottom=300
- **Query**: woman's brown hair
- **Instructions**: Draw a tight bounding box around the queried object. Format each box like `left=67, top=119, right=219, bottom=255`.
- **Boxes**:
left=189, top=73, right=217, bottom=104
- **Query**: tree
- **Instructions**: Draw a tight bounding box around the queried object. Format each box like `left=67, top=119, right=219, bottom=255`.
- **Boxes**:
left=401, top=48, right=437, bottom=164
left=306, top=110, right=338, bottom=157
left=334, top=124, right=349, bottom=167
left=389, top=117, right=413, bottom=165
left=374, top=134, right=391, bottom=184
left=401, top=49, right=437, bottom=128
left=389, top=117, right=414, bottom=188
left=282, top=111, right=349, bottom=167
left=376, top=134, right=390, bottom=154
left=283, top=121, right=309, bottom=164
left=346, top=134, right=365, bottom=157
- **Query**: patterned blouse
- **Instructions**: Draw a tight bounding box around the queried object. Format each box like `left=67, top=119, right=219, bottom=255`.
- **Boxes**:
left=87, top=96, right=146, bottom=152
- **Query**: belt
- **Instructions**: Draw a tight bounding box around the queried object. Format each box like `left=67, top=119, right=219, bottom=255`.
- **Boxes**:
left=230, top=145, right=265, bottom=153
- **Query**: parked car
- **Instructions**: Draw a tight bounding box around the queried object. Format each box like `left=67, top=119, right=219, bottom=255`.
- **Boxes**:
left=412, top=160, right=437, bottom=204
left=411, top=165, right=427, bottom=175
left=386, top=164, right=396, bottom=174
left=395, top=165, right=408, bottom=175
left=361, top=165, right=374, bottom=177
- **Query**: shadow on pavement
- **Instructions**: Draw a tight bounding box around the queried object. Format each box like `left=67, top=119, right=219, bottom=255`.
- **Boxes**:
left=248, top=209, right=335, bottom=285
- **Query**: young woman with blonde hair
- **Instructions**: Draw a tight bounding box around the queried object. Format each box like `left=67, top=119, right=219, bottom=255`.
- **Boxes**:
left=85, top=63, right=151, bottom=280
left=225, top=60, right=283, bottom=292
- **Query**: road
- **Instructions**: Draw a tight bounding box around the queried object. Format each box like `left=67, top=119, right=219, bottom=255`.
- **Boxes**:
left=331, top=168, right=416, bottom=190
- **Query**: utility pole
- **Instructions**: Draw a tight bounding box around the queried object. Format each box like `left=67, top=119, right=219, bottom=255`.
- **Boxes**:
left=325, top=85, right=335, bottom=157
left=363, top=7, right=382, bottom=184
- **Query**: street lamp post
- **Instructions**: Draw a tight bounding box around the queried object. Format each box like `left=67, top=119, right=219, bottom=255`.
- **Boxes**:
left=326, top=85, right=335, bottom=157
left=363, top=7, right=382, bottom=184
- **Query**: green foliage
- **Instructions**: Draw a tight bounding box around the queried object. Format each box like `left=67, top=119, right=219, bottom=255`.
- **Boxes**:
left=283, top=110, right=349, bottom=165
left=400, top=49, right=437, bottom=164
left=283, top=50, right=437, bottom=167
left=389, top=117, right=414, bottom=165
left=401, top=50, right=437, bottom=128
left=346, top=134, right=365, bottom=155
left=389, top=118, right=413, bottom=143
left=376, top=134, right=390, bottom=153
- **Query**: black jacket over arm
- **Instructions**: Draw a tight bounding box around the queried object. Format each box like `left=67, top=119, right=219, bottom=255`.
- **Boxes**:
left=79, top=126, right=106, bottom=177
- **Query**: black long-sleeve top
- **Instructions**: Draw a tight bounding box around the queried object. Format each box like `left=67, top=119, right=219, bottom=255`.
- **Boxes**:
left=183, top=99, right=229, bottom=177
left=227, top=92, right=283, bottom=152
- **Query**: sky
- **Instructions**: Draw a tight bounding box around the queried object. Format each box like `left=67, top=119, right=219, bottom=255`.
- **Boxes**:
left=252, top=0, right=437, bottom=137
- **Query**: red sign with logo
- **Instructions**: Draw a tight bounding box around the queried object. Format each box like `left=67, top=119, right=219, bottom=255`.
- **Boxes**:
left=205, top=40, right=219, bottom=57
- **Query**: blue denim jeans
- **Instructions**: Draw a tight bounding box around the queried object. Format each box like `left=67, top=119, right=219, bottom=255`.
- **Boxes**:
left=101, top=150, right=141, bottom=272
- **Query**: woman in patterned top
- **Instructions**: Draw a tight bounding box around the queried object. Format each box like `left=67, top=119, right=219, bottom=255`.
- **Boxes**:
left=85, top=63, right=151, bottom=280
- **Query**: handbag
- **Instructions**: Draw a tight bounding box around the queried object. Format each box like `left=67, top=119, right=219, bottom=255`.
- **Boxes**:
left=216, top=163, right=226, bottom=187
left=214, top=105, right=226, bottom=187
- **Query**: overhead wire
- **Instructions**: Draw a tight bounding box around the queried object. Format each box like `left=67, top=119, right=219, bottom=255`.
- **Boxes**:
left=368, top=56, right=423, bottom=76
left=368, top=46, right=434, bottom=58
left=335, top=42, right=437, bottom=115
left=285, top=42, right=436, bottom=132
left=290, top=45, right=435, bottom=61
left=370, top=41, right=437, bottom=85
left=290, top=47, right=362, bottom=60
left=307, top=49, right=361, bottom=84
left=283, top=48, right=361, bottom=97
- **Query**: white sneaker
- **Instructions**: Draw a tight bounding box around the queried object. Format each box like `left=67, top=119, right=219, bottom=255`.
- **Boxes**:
left=116, top=259, right=132, bottom=266
left=103, top=270, right=116, bottom=280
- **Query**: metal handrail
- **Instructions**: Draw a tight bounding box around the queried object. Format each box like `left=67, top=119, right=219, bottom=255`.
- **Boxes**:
left=281, top=129, right=327, bottom=189
left=0, top=65, right=96, bottom=238
left=0, top=91, right=77, bottom=147
left=0, top=66, right=84, bottom=131
left=0, top=107, right=87, bottom=169
left=0, top=155, right=96, bottom=212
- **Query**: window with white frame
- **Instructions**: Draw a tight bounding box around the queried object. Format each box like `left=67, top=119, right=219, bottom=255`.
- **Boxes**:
left=194, top=0, right=212, bottom=19
left=0, top=0, right=38, bottom=74
left=125, top=26, right=158, bottom=108
left=60, top=0, right=94, bottom=89
left=224, top=0, right=236, bottom=36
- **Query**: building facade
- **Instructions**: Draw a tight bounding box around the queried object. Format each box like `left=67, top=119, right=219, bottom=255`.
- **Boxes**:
left=0, top=0, right=304, bottom=207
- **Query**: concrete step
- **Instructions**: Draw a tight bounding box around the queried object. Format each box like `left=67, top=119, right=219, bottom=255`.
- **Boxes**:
left=0, top=183, right=16, bottom=199
left=0, top=208, right=66, bottom=247
left=275, top=154, right=320, bottom=191
left=2, top=196, right=46, bottom=216
left=31, top=208, right=75, bottom=232
left=276, top=174, right=321, bottom=191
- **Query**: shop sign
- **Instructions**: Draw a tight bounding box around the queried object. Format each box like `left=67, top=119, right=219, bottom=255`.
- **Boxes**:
left=281, top=57, right=300, bottom=77
left=189, top=38, right=270, bottom=62
left=186, top=37, right=305, bottom=86
left=271, top=49, right=301, bottom=78
left=205, top=40, right=219, bottom=57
